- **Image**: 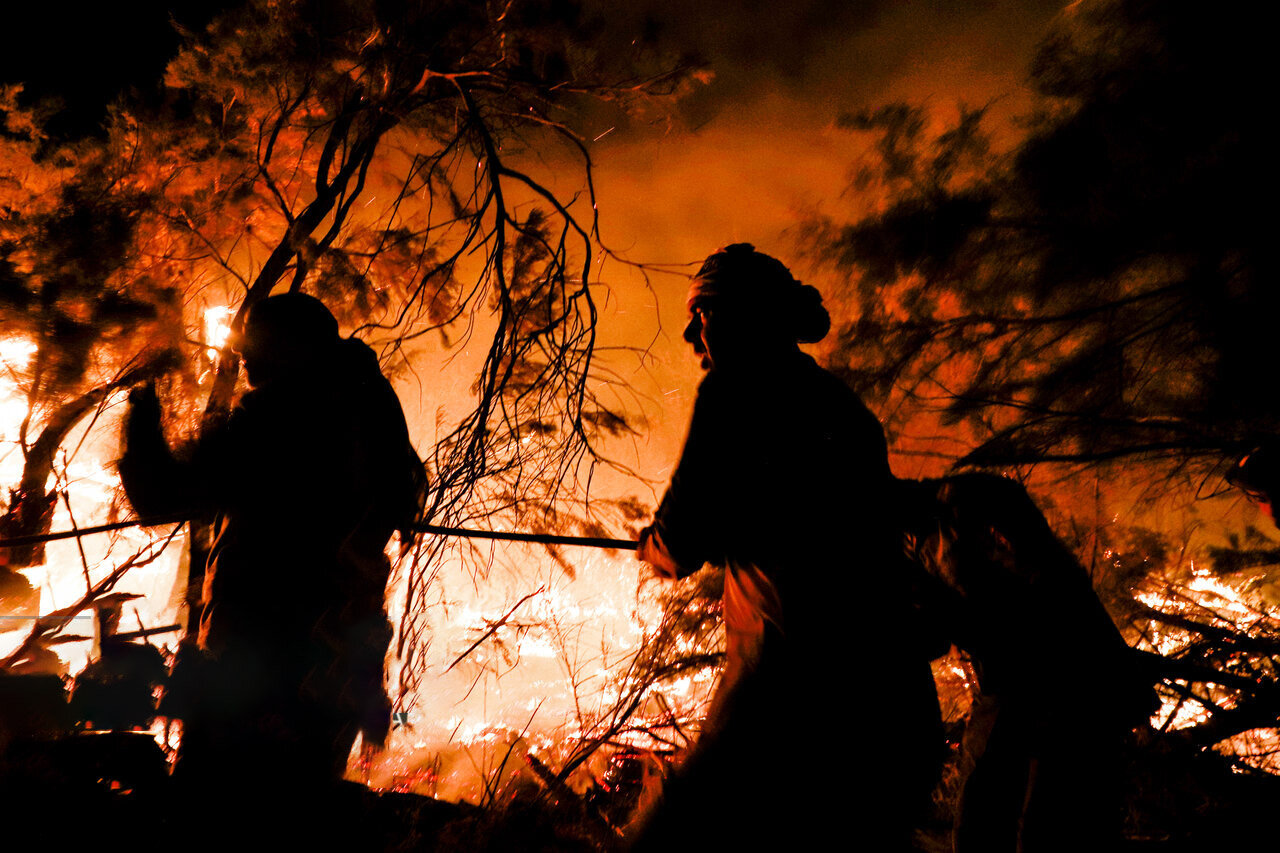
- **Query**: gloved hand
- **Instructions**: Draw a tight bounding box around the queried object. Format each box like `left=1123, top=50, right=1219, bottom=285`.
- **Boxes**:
left=637, top=526, right=682, bottom=581
left=122, top=382, right=164, bottom=453
left=126, top=382, right=161, bottom=422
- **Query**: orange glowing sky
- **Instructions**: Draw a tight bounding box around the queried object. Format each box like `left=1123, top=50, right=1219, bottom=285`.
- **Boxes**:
left=572, top=0, right=1065, bottom=480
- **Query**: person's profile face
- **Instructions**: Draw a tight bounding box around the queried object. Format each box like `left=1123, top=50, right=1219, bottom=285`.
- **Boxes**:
left=683, top=302, right=716, bottom=370
left=237, top=321, right=298, bottom=388
left=683, top=295, right=780, bottom=372
left=234, top=323, right=269, bottom=387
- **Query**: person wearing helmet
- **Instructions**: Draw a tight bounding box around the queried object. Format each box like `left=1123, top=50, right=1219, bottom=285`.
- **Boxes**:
left=119, top=292, right=424, bottom=806
left=633, top=245, right=943, bottom=850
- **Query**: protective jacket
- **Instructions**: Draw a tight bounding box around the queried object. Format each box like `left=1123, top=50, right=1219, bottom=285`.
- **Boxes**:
left=900, top=473, right=1153, bottom=852
left=635, top=351, right=941, bottom=850
left=120, top=337, right=422, bottom=780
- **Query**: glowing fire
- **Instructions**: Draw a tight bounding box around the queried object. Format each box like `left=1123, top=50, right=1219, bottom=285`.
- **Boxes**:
left=1133, top=559, right=1280, bottom=771
left=6, top=314, right=1279, bottom=797
left=2, top=331, right=187, bottom=755
left=0, top=337, right=37, bottom=446
left=3, top=326, right=713, bottom=801
left=203, top=305, right=234, bottom=358
left=369, top=549, right=715, bottom=801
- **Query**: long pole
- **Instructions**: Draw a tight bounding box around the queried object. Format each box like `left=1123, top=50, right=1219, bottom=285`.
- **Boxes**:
left=0, top=515, right=637, bottom=551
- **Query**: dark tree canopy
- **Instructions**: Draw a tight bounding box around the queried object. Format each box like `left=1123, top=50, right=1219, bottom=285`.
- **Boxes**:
left=805, top=0, right=1280, bottom=797
left=817, top=0, right=1273, bottom=474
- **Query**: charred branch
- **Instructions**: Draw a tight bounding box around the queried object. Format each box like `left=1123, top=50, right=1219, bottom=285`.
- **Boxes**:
left=0, top=529, right=179, bottom=673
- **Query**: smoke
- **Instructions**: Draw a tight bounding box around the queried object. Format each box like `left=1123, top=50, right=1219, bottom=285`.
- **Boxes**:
left=582, top=1, right=1069, bottom=442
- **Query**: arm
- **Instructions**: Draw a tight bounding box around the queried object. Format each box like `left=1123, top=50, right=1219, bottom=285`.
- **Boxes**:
left=637, top=379, right=730, bottom=579
left=636, top=526, right=685, bottom=580
left=117, top=384, right=203, bottom=518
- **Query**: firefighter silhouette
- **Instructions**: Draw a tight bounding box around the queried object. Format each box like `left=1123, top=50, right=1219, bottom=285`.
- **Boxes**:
left=901, top=473, right=1155, bottom=852
left=120, top=292, right=424, bottom=794
left=633, top=245, right=943, bottom=851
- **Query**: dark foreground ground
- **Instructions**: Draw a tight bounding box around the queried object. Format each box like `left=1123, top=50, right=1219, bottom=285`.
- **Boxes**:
left=4, top=728, right=1280, bottom=852
left=0, top=729, right=614, bottom=852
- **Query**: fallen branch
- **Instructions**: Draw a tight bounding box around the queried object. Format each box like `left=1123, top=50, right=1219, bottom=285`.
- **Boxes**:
left=446, top=586, right=545, bottom=673
left=0, top=528, right=182, bottom=671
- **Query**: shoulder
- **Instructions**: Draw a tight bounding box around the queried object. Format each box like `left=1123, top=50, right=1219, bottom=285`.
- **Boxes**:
left=937, top=472, right=1032, bottom=513
left=337, top=337, right=382, bottom=376
left=794, top=355, right=884, bottom=428
left=796, top=354, right=861, bottom=402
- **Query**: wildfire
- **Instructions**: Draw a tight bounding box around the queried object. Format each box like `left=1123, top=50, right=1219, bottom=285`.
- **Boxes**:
left=1218, top=728, right=1280, bottom=775
left=1131, top=557, right=1280, bottom=767
left=7, top=305, right=1280, bottom=801
left=203, top=305, right=234, bottom=358
left=0, top=337, right=37, bottom=450
left=1137, top=562, right=1277, bottom=657
left=366, top=546, right=717, bottom=802
left=4, top=322, right=712, bottom=803
left=0, top=336, right=37, bottom=368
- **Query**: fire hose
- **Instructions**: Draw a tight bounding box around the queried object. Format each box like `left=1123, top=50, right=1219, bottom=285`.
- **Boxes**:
left=0, top=513, right=637, bottom=551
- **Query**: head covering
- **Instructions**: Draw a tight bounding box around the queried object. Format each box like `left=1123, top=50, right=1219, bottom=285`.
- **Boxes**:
left=241, top=292, right=340, bottom=358
left=687, top=243, right=800, bottom=308
left=687, top=243, right=831, bottom=344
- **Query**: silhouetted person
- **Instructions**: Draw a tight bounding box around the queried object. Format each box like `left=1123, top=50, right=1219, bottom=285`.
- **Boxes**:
left=900, top=473, right=1154, bottom=853
left=119, top=293, right=423, bottom=806
left=632, top=244, right=942, bottom=851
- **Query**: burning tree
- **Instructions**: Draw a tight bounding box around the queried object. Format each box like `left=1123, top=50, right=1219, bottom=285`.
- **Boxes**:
left=2, top=0, right=704, bottom=802
left=803, top=0, right=1280, bottom=828
left=1, top=87, right=189, bottom=627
